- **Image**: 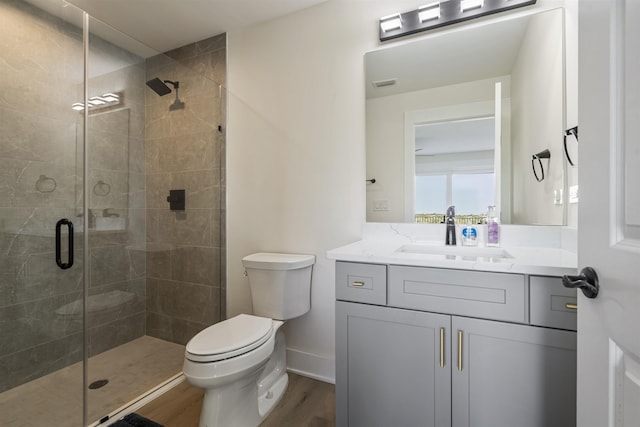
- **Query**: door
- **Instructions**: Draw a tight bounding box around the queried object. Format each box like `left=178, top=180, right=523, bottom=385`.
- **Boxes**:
left=451, top=316, right=576, bottom=427
left=336, top=301, right=451, bottom=427
left=578, top=1, right=640, bottom=426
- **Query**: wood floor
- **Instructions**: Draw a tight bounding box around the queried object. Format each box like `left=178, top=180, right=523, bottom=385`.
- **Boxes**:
left=136, top=373, right=336, bottom=427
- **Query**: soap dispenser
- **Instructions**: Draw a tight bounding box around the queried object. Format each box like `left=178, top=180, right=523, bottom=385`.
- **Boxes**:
left=487, top=205, right=500, bottom=247
left=462, top=221, right=478, bottom=246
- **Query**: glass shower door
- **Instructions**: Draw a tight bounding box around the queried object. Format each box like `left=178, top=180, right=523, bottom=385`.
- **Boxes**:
left=0, top=0, right=86, bottom=425
left=83, top=16, right=153, bottom=422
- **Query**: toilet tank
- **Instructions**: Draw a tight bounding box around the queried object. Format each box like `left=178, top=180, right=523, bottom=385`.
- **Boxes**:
left=242, top=253, right=315, bottom=320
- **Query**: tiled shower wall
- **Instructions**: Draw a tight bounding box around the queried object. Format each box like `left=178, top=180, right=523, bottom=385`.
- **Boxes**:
left=0, top=0, right=146, bottom=392
left=144, top=35, right=227, bottom=345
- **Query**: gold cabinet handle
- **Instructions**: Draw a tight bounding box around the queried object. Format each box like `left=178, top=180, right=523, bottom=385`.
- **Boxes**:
left=440, top=328, right=445, bottom=368
left=457, top=330, right=463, bottom=372
left=351, top=281, right=365, bottom=287
left=565, top=302, right=578, bottom=310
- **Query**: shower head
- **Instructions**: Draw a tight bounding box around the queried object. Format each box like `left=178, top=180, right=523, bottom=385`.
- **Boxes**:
left=145, top=78, right=179, bottom=96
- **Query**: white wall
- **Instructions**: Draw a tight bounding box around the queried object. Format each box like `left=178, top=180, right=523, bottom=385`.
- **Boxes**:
left=565, top=0, right=579, bottom=228
left=227, top=0, right=575, bottom=382
left=226, top=0, right=415, bottom=381
left=511, top=8, right=565, bottom=225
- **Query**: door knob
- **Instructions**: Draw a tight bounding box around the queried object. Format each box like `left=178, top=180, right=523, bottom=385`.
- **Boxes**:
left=562, top=266, right=599, bottom=299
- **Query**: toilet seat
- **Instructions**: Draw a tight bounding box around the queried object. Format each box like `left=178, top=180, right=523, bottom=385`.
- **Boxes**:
left=186, top=314, right=274, bottom=363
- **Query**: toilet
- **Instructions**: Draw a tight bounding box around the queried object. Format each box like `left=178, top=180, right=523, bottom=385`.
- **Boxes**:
left=183, top=252, right=315, bottom=427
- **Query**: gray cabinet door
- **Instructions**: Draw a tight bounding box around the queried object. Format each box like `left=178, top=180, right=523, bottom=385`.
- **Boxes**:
left=336, top=301, right=451, bottom=427
left=452, top=316, right=577, bottom=427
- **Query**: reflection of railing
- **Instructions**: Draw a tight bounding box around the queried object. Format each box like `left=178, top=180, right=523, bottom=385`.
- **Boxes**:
left=415, top=213, right=486, bottom=224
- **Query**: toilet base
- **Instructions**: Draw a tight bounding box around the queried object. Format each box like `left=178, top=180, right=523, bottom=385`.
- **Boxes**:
left=196, top=328, right=288, bottom=427
left=258, top=371, right=288, bottom=418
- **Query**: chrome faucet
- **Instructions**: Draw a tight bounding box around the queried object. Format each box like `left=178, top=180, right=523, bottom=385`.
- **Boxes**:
left=445, top=205, right=456, bottom=245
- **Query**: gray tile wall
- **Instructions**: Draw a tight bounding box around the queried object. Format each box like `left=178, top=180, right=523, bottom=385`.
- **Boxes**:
left=144, top=34, right=226, bottom=345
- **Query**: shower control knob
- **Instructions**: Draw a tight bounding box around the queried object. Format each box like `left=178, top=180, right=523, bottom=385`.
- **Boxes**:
left=167, top=189, right=185, bottom=211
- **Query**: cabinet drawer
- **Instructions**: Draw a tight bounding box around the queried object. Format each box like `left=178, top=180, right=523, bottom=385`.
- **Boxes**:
left=336, top=261, right=387, bottom=305
left=530, top=276, right=577, bottom=331
left=389, top=266, right=526, bottom=323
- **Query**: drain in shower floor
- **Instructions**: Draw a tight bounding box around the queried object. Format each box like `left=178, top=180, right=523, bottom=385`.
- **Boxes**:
left=89, top=379, right=109, bottom=389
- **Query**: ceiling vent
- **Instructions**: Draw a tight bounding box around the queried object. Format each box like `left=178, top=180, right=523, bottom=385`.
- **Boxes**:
left=372, top=78, right=398, bottom=88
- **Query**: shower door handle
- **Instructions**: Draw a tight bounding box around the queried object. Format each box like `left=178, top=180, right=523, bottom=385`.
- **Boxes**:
left=55, top=219, right=74, bottom=270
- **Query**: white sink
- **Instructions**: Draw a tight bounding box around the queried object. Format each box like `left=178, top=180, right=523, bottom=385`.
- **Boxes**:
left=396, top=244, right=513, bottom=261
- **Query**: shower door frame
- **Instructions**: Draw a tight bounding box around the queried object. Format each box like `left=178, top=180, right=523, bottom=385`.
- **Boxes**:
left=81, top=11, right=90, bottom=426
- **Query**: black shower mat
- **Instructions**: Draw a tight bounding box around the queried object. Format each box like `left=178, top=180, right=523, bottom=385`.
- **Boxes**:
left=111, top=413, right=164, bottom=427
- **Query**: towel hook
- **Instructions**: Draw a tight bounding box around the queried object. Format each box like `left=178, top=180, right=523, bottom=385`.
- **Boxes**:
left=35, top=174, right=57, bottom=193
left=93, top=180, right=111, bottom=196
left=563, top=126, right=578, bottom=166
left=532, top=149, right=551, bottom=182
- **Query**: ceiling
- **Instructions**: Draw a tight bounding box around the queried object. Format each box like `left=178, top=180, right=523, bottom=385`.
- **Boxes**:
left=30, top=0, right=328, bottom=53
left=415, top=116, right=495, bottom=156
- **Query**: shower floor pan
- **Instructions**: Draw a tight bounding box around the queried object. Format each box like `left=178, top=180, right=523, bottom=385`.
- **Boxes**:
left=0, top=336, right=184, bottom=426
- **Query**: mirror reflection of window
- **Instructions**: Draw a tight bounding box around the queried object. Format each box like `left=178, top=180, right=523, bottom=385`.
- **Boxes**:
left=452, top=173, right=495, bottom=214
left=415, top=173, right=495, bottom=218
left=414, top=116, right=495, bottom=220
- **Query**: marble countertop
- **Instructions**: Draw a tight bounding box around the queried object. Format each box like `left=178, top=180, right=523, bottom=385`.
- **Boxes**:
left=327, top=239, right=577, bottom=276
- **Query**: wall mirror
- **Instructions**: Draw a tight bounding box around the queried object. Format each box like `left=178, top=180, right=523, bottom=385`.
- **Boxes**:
left=366, top=7, right=566, bottom=225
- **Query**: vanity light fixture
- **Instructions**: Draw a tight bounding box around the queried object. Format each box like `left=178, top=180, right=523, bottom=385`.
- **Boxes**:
left=101, top=93, right=120, bottom=102
left=71, top=92, right=121, bottom=112
left=418, top=2, right=440, bottom=22
left=380, top=13, right=403, bottom=32
left=379, top=0, right=536, bottom=41
left=88, top=96, right=107, bottom=106
left=460, top=0, right=484, bottom=12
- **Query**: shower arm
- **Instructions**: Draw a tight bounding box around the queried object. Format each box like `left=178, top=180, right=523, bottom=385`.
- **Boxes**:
left=164, top=80, right=179, bottom=89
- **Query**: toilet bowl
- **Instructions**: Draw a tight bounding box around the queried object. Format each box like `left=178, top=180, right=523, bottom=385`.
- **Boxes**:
left=183, top=314, right=287, bottom=427
left=183, top=253, right=315, bottom=427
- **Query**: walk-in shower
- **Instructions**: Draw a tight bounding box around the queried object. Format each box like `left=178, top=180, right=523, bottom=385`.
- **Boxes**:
left=0, top=0, right=226, bottom=425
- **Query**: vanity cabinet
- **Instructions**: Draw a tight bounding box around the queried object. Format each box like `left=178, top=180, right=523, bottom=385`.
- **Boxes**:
left=336, top=301, right=451, bottom=427
left=335, top=261, right=577, bottom=427
left=452, top=316, right=576, bottom=427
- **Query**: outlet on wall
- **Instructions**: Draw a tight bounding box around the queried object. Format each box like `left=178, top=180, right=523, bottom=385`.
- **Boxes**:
left=569, top=185, right=579, bottom=203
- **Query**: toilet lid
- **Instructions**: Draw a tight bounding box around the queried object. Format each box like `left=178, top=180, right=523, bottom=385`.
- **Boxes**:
left=186, top=314, right=273, bottom=362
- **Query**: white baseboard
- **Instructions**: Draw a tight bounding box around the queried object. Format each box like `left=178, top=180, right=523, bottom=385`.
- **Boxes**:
left=286, top=348, right=335, bottom=384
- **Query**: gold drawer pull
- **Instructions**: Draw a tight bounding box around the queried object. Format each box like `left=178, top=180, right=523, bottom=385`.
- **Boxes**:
left=457, top=330, right=463, bottom=372
left=351, top=281, right=365, bottom=287
left=565, top=303, right=578, bottom=310
left=440, top=328, right=445, bottom=368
